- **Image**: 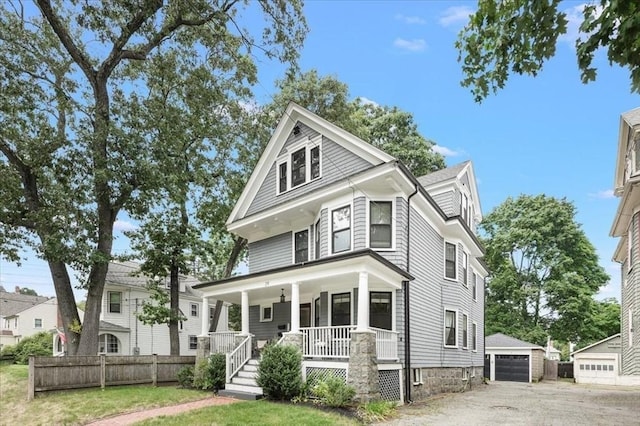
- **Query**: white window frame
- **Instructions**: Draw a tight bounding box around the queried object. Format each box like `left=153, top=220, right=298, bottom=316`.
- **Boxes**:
left=275, top=136, right=322, bottom=195
left=443, top=308, right=458, bottom=348
left=444, top=241, right=457, bottom=281
left=190, top=303, right=199, bottom=317
left=412, top=368, right=423, bottom=385
left=366, top=199, right=396, bottom=251
left=462, top=312, right=469, bottom=349
left=188, top=335, right=198, bottom=350
left=107, top=291, right=122, bottom=314
left=34, top=318, right=42, bottom=329
left=329, top=291, right=352, bottom=326
left=292, top=227, right=311, bottom=264
left=472, top=321, right=478, bottom=352
left=462, top=250, right=468, bottom=287
left=260, top=305, right=273, bottom=322
left=329, top=203, right=353, bottom=255
left=472, top=271, right=477, bottom=301
left=315, top=218, right=321, bottom=260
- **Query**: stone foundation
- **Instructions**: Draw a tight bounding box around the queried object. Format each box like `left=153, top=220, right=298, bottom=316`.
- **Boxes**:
left=347, top=331, right=380, bottom=403
left=281, top=332, right=303, bottom=351
left=409, top=366, right=484, bottom=401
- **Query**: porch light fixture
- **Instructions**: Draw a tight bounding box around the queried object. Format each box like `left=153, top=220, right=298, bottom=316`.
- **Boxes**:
left=280, top=289, right=286, bottom=303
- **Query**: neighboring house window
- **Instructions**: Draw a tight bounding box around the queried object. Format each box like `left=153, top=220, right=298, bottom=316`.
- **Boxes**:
left=14, top=318, right=18, bottom=328
left=310, top=146, right=320, bottom=179
left=294, top=229, right=309, bottom=263
left=472, top=272, right=477, bottom=301
left=444, top=309, right=457, bottom=347
left=261, top=306, right=272, bottom=322
left=331, top=292, right=351, bottom=326
left=315, top=219, right=321, bottom=260
left=370, top=201, right=392, bottom=249
left=191, top=303, right=198, bottom=317
left=462, top=251, right=468, bottom=286
left=472, top=322, right=478, bottom=351
left=279, top=162, right=287, bottom=193
left=291, top=147, right=306, bottom=187
left=462, top=313, right=468, bottom=349
left=189, top=335, right=198, bottom=350
left=108, top=291, right=121, bottom=313
left=445, top=242, right=457, bottom=280
left=34, top=318, right=42, bottom=329
left=98, top=334, right=119, bottom=354
left=332, top=206, right=351, bottom=253
left=3, top=319, right=9, bottom=328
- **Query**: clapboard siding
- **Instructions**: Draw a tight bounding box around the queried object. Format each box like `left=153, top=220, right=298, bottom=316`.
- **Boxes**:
left=248, top=232, right=292, bottom=273
left=354, top=197, right=366, bottom=250
left=319, top=209, right=328, bottom=259
left=622, top=211, right=640, bottom=375
left=246, top=133, right=374, bottom=216
left=248, top=302, right=292, bottom=341
left=431, top=191, right=455, bottom=217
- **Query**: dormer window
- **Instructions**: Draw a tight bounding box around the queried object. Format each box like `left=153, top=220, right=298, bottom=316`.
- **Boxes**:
left=276, top=136, right=322, bottom=194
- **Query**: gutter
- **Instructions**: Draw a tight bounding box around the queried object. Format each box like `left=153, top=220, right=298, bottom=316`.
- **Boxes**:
left=404, top=183, right=419, bottom=404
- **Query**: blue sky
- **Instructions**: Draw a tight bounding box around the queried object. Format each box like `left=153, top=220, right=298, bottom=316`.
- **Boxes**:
left=1, top=1, right=638, bottom=302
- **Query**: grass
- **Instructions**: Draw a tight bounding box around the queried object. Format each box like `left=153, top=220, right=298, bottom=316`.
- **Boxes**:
left=135, top=400, right=360, bottom=426
left=0, top=363, right=211, bottom=425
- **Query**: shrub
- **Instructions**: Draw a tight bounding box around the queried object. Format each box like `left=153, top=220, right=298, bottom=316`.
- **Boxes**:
left=256, top=343, right=302, bottom=400
left=312, top=376, right=355, bottom=408
left=357, top=400, right=397, bottom=422
left=193, top=353, right=226, bottom=391
left=177, top=365, right=194, bottom=388
left=13, top=332, right=53, bottom=364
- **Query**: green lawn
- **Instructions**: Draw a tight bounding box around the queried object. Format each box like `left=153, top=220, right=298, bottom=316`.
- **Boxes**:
left=135, top=400, right=360, bottom=426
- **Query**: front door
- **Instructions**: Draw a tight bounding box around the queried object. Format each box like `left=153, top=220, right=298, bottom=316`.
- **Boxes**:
left=370, top=291, right=392, bottom=330
left=300, top=303, right=311, bottom=328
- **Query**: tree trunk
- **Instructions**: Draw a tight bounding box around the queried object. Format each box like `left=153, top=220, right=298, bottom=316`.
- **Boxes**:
left=169, top=258, right=180, bottom=356
left=48, top=261, right=81, bottom=355
left=209, top=236, right=247, bottom=332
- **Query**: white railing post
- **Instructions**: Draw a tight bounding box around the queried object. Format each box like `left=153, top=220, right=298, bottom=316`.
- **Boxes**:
left=291, top=282, right=300, bottom=333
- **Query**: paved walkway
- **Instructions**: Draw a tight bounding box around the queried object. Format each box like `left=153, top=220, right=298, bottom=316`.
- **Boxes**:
left=86, top=396, right=240, bottom=425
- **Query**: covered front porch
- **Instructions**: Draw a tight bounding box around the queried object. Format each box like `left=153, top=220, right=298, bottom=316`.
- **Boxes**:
left=193, top=250, right=412, bottom=401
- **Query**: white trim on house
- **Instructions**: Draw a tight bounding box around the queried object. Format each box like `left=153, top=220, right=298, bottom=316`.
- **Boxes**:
left=292, top=226, right=312, bottom=264
left=365, top=197, right=396, bottom=251
left=443, top=307, right=458, bottom=348
left=328, top=201, right=354, bottom=256
left=444, top=240, right=457, bottom=282
left=275, top=135, right=323, bottom=196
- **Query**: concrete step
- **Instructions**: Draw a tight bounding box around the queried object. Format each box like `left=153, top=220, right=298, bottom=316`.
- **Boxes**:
left=243, top=364, right=258, bottom=372
left=218, top=388, right=263, bottom=400
left=247, top=359, right=260, bottom=366
left=237, top=370, right=257, bottom=379
left=225, top=382, right=263, bottom=395
left=232, top=376, right=258, bottom=386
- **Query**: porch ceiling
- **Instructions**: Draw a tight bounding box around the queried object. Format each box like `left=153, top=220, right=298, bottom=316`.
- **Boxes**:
left=194, top=249, right=413, bottom=304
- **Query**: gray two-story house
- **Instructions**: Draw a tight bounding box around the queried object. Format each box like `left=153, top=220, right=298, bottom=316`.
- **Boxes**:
left=194, top=103, right=488, bottom=402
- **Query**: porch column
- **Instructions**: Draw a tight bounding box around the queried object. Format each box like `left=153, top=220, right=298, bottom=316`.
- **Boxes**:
left=356, top=271, right=369, bottom=331
left=291, top=282, right=300, bottom=332
left=241, top=290, right=249, bottom=336
left=200, top=296, right=209, bottom=336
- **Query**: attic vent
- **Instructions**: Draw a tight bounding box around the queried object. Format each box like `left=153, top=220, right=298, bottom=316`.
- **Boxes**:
left=293, top=125, right=301, bottom=135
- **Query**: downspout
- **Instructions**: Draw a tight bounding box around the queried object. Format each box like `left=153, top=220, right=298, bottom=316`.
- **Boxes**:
left=404, top=183, right=419, bottom=404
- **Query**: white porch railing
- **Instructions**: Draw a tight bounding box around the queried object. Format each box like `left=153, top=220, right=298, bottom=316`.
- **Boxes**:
left=300, top=326, right=398, bottom=360
left=371, top=327, right=398, bottom=361
left=226, top=334, right=252, bottom=384
left=210, top=331, right=239, bottom=354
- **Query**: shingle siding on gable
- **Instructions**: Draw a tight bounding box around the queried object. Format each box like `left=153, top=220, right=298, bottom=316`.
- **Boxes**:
left=431, top=191, right=455, bottom=218
left=406, top=206, right=484, bottom=368
left=248, top=232, right=292, bottom=274
left=245, top=134, right=374, bottom=217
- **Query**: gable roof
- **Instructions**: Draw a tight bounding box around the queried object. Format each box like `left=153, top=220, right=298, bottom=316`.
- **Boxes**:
left=227, top=102, right=394, bottom=225
left=106, top=261, right=203, bottom=298
left=486, top=333, right=544, bottom=350
left=417, top=161, right=469, bottom=186
left=0, top=291, right=50, bottom=317
left=99, top=320, right=130, bottom=332
left=571, top=333, right=621, bottom=355
left=613, top=107, right=640, bottom=191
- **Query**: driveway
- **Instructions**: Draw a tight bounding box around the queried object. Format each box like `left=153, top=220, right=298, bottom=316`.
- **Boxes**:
left=379, top=380, right=640, bottom=425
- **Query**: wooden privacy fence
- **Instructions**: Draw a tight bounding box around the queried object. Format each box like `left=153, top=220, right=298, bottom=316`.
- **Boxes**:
left=28, top=355, right=195, bottom=400
left=543, top=359, right=558, bottom=381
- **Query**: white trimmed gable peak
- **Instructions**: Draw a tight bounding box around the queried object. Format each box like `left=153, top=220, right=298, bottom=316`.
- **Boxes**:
left=227, top=102, right=394, bottom=225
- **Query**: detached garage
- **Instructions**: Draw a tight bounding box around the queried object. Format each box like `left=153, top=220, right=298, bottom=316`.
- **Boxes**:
left=485, top=333, right=545, bottom=383
left=572, top=334, right=620, bottom=385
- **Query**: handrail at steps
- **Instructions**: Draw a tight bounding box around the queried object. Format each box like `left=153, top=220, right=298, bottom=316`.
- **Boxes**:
left=226, top=334, right=252, bottom=384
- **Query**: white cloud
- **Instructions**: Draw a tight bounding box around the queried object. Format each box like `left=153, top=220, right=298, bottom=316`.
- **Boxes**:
left=395, top=13, right=426, bottom=25
left=588, top=189, right=615, bottom=199
left=559, top=3, right=603, bottom=46
left=393, top=38, right=426, bottom=52
left=439, top=6, right=474, bottom=28
left=432, top=145, right=461, bottom=157
left=114, top=220, right=137, bottom=232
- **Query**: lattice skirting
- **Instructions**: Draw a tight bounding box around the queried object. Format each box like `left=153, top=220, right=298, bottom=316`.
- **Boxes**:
left=304, top=366, right=348, bottom=387
left=378, top=368, right=402, bottom=402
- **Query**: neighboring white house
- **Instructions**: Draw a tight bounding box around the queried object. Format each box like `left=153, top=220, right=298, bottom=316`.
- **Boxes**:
left=0, top=289, right=54, bottom=350
left=95, top=261, right=229, bottom=356
left=572, top=334, right=640, bottom=386
left=545, top=337, right=562, bottom=361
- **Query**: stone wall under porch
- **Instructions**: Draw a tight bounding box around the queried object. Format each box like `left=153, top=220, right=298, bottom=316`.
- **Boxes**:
left=409, top=366, right=484, bottom=401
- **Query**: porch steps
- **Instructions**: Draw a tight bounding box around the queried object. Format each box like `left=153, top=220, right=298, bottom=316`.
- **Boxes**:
left=219, top=358, right=263, bottom=400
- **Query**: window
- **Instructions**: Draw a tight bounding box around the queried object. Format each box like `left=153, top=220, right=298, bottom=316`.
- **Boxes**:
left=444, top=309, right=457, bottom=347
left=462, top=313, right=468, bottom=349
left=3, top=319, right=8, bottom=328
left=314, top=297, right=321, bottom=327
left=412, top=368, right=423, bottom=385
left=472, top=322, right=477, bottom=351
left=291, top=147, right=306, bottom=187
left=190, top=303, right=198, bottom=317
left=261, top=306, right=272, bottom=322
left=331, top=292, right=351, bottom=326
left=370, top=201, right=392, bottom=248
left=294, top=229, right=309, bottom=263
left=34, top=318, right=42, bottom=329
left=472, top=272, right=478, bottom=301
left=462, top=194, right=468, bottom=223
left=580, top=364, right=585, bottom=370
left=279, top=162, right=287, bottom=193
left=315, top=219, right=321, bottom=260
left=332, top=206, right=351, bottom=253
left=462, top=251, right=468, bottom=286
left=189, top=335, right=198, bottom=350
left=445, top=242, right=457, bottom=280
left=108, top=291, right=122, bottom=313
left=98, top=334, right=119, bottom=354
left=310, top=146, right=320, bottom=179
left=14, top=318, right=17, bottom=328
left=608, top=365, right=614, bottom=371
left=370, top=292, right=392, bottom=330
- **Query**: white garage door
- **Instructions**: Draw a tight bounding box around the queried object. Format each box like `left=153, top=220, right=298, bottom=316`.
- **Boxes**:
left=576, top=358, right=617, bottom=384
